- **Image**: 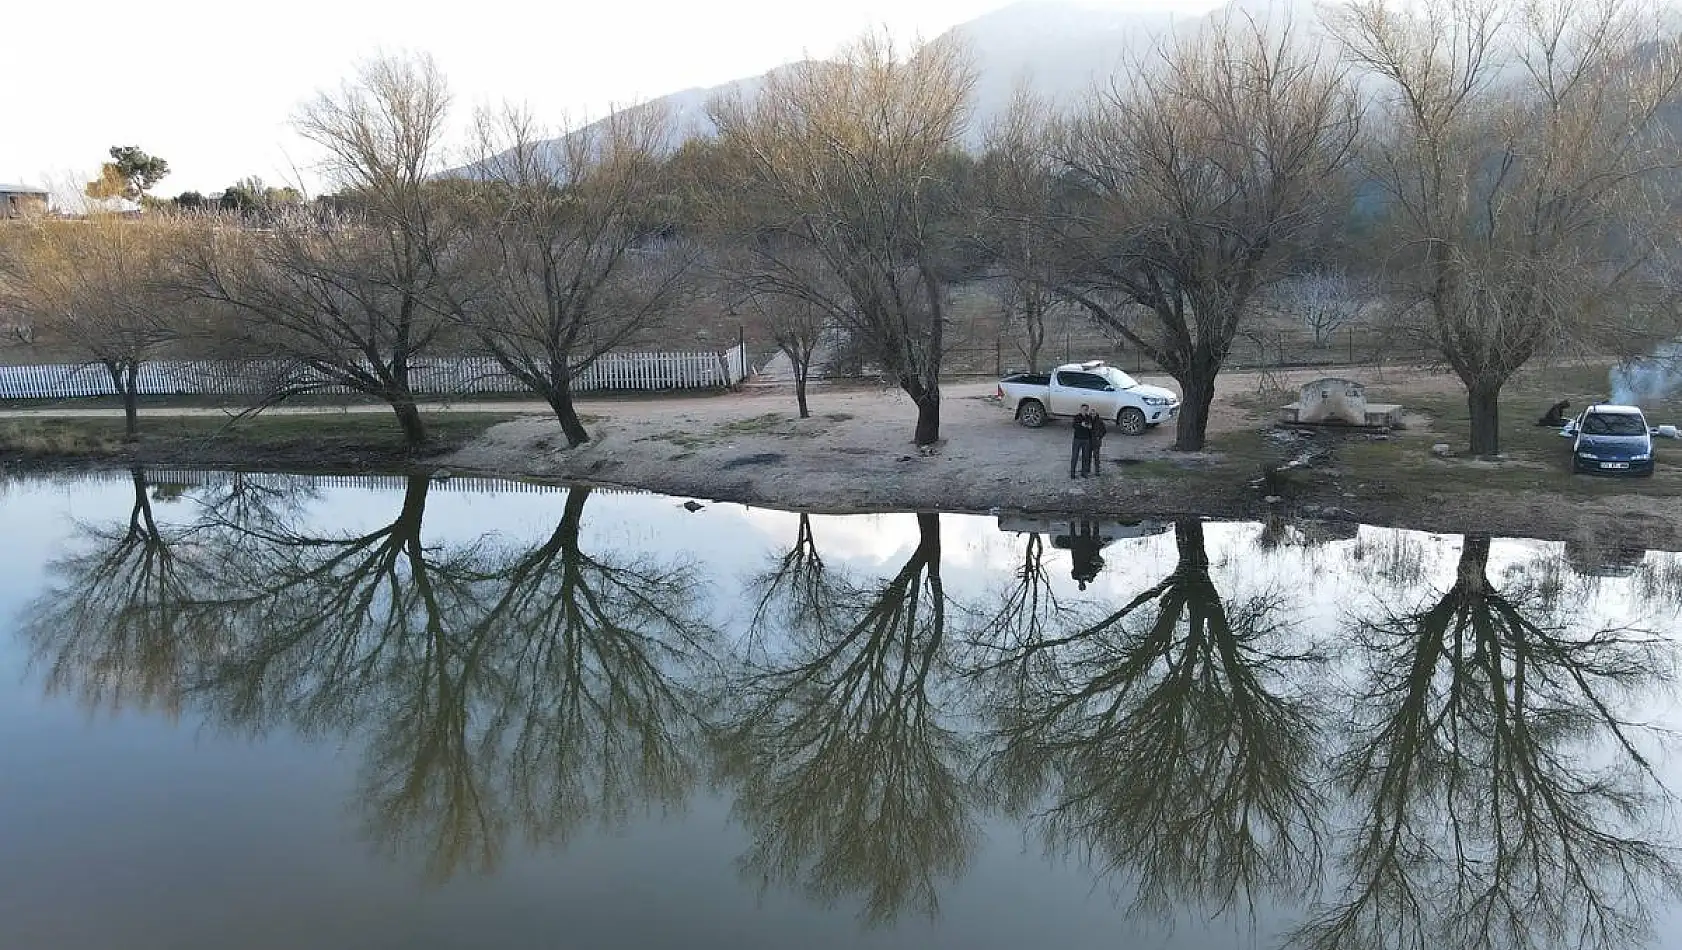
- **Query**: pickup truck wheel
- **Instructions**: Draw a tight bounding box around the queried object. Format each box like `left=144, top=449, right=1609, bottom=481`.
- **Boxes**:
left=1017, top=400, right=1048, bottom=428
left=1117, top=407, right=1147, bottom=436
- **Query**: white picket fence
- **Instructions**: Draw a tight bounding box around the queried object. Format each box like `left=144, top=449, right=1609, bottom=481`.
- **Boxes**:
left=38, top=468, right=620, bottom=496
left=0, top=343, right=751, bottom=401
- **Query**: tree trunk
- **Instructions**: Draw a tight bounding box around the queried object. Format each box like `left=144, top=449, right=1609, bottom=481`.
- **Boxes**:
left=547, top=386, right=592, bottom=448
left=1456, top=534, right=1493, bottom=593
left=912, top=387, right=941, bottom=446
left=121, top=364, right=140, bottom=441
left=914, top=511, right=942, bottom=567
left=395, top=472, right=433, bottom=535
left=102, top=360, right=141, bottom=441
left=794, top=367, right=811, bottom=419
left=1173, top=519, right=1209, bottom=570
left=559, top=486, right=590, bottom=551
left=392, top=398, right=428, bottom=448
left=1467, top=384, right=1501, bottom=457
left=1173, top=373, right=1218, bottom=452
left=1024, top=292, right=1046, bottom=373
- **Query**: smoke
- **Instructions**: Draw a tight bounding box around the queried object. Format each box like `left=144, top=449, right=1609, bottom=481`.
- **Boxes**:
left=1609, top=341, right=1682, bottom=406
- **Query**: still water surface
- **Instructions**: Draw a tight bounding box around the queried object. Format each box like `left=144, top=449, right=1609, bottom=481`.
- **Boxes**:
left=3, top=469, right=1682, bottom=950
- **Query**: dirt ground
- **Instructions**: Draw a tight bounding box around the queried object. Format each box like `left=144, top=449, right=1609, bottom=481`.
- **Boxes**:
left=446, top=366, right=1682, bottom=550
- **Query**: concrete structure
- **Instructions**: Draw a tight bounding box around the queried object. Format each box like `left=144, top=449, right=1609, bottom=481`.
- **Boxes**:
left=1280, top=376, right=1403, bottom=428
left=0, top=183, right=48, bottom=219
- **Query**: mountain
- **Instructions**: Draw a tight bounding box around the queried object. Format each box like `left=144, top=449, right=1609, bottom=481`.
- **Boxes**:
left=451, top=0, right=1329, bottom=173
left=949, top=0, right=1184, bottom=138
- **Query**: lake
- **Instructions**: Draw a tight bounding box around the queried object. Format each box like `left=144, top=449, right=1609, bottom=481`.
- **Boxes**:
left=2, top=468, right=1680, bottom=950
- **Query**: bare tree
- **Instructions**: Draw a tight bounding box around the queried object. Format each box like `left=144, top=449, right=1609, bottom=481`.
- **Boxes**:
left=1049, top=14, right=1360, bottom=450
left=1329, top=0, right=1682, bottom=455
left=0, top=214, right=199, bottom=438
left=457, top=104, right=692, bottom=446
left=1268, top=270, right=1370, bottom=349
left=962, top=531, right=1075, bottom=657
left=978, top=521, right=1328, bottom=920
left=174, top=480, right=716, bottom=880
left=727, top=249, right=842, bottom=419
left=715, top=513, right=978, bottom=924
left=975, top=86, right=1063, bottom=373
left=705, top=32, right=977, bottom=446
left=184, top=54, right=461, bottom=447
left=1292, top=534, right=1680, bottom=950
left=22, top=468, right=231, bottom=716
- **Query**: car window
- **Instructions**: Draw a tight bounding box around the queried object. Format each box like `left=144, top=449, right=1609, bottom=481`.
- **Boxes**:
left=1582, top=413, right=1646, bottom=435
left=1055, top=371, right=1109, bottom=391
left=1100, top=368, right=1138, bottom=389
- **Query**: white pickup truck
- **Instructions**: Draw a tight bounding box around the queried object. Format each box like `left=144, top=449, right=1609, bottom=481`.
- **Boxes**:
left=996, top=360, right=1181, bottom=435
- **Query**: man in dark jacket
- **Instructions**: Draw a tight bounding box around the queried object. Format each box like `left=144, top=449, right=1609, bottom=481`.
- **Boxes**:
left=1068, top=519, right=1106, bottom=590
left=1070, top=404, right=1106, bottom=478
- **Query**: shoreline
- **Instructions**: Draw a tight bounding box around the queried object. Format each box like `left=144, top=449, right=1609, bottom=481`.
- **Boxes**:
left=4, top=372, right=1679, bottom=552
left=448, top=460, right=1679, bottom=552
left=9, top=450, right=1672, bottom=554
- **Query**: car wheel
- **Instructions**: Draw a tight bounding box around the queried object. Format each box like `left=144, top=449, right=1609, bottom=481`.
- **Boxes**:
left=1018, top=400, right=1047, bottom=428
left=1117, top=408, right=1147, bottom=437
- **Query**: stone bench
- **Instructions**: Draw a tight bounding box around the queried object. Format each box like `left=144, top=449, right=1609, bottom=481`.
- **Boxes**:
left=1277, top=377, right=1403, bottom=428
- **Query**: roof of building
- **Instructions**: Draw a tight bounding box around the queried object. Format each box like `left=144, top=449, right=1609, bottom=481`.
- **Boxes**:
left=0, top=183, right=49, bottom=196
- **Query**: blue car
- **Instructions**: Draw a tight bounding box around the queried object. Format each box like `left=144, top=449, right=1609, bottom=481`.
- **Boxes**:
left=1563, top=404, right=1655, bottom=475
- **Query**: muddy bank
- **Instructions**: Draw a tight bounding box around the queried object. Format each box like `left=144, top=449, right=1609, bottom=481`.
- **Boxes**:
left=442, top=380, right=1682, bottom=551
left=0, top=412, right=513, bottom=477
left=4, top=372, right=1673, bottom=551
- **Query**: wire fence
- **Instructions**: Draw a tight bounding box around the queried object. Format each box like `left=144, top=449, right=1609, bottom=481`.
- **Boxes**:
left=0, top=344, right=751, bottom=401
left=792, top=330, right=1433, bottom=383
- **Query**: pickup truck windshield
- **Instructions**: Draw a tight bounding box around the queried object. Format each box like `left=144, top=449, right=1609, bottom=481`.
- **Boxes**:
left=1100, top=368, right=1138, bottom=390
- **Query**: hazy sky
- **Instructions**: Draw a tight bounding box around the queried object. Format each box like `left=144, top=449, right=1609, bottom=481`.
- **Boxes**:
left=1, top=0, right=1208, bottom=199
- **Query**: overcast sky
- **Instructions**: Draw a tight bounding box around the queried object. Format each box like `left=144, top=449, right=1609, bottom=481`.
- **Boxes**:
left=1, top=0, right=1207, bottom=199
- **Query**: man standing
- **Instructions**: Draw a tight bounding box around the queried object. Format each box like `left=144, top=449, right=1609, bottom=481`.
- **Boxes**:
left=1070, top=404, right=1106, bottom=478
left=1089, top=407, right=1107, bottom=476
left=1068, top=519, right=1106, bottom=590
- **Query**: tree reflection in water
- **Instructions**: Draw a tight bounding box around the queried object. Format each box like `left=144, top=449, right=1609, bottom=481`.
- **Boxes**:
left=25, top=468, right=233, bottom=717
left=969, top=531, right=1076, bottom=655
left=21, top=484, right=1682, bottom=942
left=716, top=512, right=977, bottom=925
left=1294, top=534, right=1680, bottom=950
left=978, top=519, right=1328, bottom=919
left=29, top=475, right=717, bottom=882
left=745, top=512, right=832, bottom=644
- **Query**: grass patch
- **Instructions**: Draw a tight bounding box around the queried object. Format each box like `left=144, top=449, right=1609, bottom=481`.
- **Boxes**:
left=1330, top=365, right=1682, bottom=498
left=1119, top=459, right=1190, bottom=479
left=0, top=419, right=127, bottom=455
left=718, top=413, right=788, bottom=435
left=639, top=430, right=709, bottom=450
left=0, top=411, right=517, bottom=465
